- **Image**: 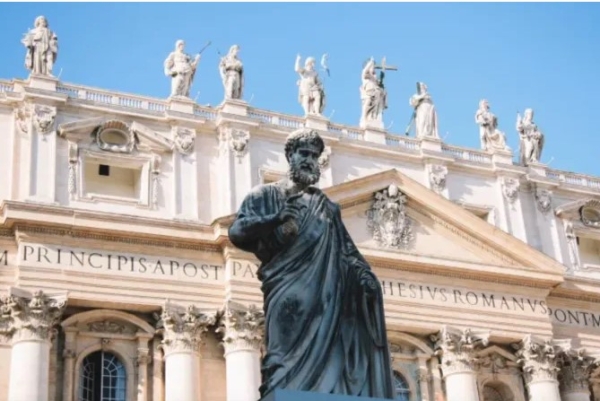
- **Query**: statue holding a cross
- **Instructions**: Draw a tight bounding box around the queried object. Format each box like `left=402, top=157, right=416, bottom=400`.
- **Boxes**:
left=360, top=57, right=397, bottom=128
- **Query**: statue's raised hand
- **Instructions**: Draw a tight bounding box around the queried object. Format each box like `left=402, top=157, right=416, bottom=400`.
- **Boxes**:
left=277, top=192, right=305, bottom=224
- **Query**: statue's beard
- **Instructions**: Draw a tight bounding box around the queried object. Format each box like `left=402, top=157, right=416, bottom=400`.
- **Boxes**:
left=288, top=162, right=320, bottom=186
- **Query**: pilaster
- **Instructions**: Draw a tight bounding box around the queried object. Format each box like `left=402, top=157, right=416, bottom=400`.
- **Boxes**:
left=171, top=126, right=198, bottom=220
left=217, top=125, right=252, bottom=215
left=558, top=350, right=597, bottom=401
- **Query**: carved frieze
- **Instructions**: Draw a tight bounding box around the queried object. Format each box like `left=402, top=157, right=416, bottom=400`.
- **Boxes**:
left=157, top=301, right=216, bottom=355
left=535, top=188, right=552, bottom=214
left=86, top=320, right=136, bottom=334
left=432, top=326, right=490, bottom=377
left=366, top=184, right=414, bottom=249
left=173, top=127, right=196, bottom=155
left=216, top=302, right=265, bottom=353
left=428, top=165, right=448, bottom=194
left=501, top=177, right=520, bottom=204
left=0, top=290, right=66, bottom=343
left=33, top=105, right=57, bottom=135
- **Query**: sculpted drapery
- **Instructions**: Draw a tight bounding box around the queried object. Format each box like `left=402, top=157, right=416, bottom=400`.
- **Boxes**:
left=229, top=129, right=395, bottom=399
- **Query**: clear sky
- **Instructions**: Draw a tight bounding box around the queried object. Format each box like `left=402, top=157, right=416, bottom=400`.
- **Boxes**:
left=1, top=2, right=599, bottom=177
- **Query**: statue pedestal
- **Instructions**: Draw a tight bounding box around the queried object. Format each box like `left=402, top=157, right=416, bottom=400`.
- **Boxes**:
left=420, top=136, right=443, bottom=153
left=261, top=390, right=393, bottom=401
left=304, top=114, right=329, bottom=131
left=27, top=74, right=58, bottom=92
left=527, top=161, right=548, bottom=177
left=490, top=149, right=514, bottom=165
left=167, top=96, right=195, bottom=114
left=363, top=126, right=387, bottom=145
left=220, top=98, right=248, bottom=116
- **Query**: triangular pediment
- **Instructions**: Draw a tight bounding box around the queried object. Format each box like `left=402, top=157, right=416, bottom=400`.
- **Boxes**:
left=58, top=117, right=173, bottom=153
left=324, top=169, right=565, bottom=286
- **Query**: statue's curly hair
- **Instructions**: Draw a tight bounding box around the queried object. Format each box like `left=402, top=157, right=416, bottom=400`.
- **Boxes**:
left=284, top=128, right=325, bottom=162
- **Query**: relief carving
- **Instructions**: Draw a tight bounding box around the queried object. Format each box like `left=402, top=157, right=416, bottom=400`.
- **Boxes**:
left=0, top=290, right=66, bottom=343
left=580, top=200, right=600, bottom=228
left=173, top=127, right=196, bottom=155
left=564, top=220, right=581, bottom=273
left=513, top=335, right=565, bottom=384
left=87, top=320, right=135, bottom=334
left=216, top=302, right=265, bottom=353
left=558, top=349, right=596, bottom=394
left=428, top=165, right=447, bottom=194
left=366, top=184, right=414, bottom=249
left=33, top=105, right=57, bottom=135
left=92, top=120, right=137, bottom=153
left=14, top=104, right=32, bottom=135
left=501, top=177, right=520, bottom=204
left=535, top=188, right=552, bottom=214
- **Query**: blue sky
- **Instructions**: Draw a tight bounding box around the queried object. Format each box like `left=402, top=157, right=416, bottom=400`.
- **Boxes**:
left=1, top=2, right=599, bottom=176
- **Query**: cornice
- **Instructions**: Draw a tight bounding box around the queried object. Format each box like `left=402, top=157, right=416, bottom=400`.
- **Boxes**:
left=550, top=276, right=600, bottom=304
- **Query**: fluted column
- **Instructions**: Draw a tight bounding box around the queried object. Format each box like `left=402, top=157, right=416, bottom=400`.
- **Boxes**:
left=217, top=302, right=265, bottom=401
left=433, top=326, right=489, bottom=401
left=514, top=335, right=563, bottom=401
left=558, top=350, right=597, bottom=401
left=158, top=301, right=216, bottom=401
left=0, top=288, right=66, bottom=401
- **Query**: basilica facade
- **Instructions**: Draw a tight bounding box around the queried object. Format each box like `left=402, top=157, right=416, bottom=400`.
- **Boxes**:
left=1, top=15, right=600, bottom=401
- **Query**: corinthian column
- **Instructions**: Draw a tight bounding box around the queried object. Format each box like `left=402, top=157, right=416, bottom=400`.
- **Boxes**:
left=217, top=302, right=264, bottom=401
left=558, top=350, right=597, bottom=401
left=0, top=288, right=67, bottom=401
left=158, top=301, right=216, bottom=401
left=432, top=326, right=489, bottom=401
left=514, top=335, right=565, bottom=401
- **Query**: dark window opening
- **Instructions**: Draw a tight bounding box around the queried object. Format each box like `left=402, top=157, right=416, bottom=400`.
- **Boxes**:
left=98, top=165, right=110, bottom=176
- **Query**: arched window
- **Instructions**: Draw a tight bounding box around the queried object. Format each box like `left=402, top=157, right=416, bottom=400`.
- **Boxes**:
left=393, top=371, right=411, bottom=401
left=78, top=351, right=126, bottom=401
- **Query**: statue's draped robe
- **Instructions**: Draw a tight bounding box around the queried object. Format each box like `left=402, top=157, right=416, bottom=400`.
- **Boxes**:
left=412, top=96, right=439, bottom=139
left=230, top=183, right=395, bottom=399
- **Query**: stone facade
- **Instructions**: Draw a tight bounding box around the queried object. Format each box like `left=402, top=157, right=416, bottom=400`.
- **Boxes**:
left=1, top=30, right=600, bottom=401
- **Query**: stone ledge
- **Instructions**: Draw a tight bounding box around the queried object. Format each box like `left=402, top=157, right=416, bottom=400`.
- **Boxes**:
left=262, top=390, right=393, bottom=401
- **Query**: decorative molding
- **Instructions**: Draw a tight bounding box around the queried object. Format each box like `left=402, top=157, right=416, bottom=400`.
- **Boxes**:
left=513, top=335, right=569, bottom=384
left=428, top=164, right=447, bottom=194
left=535, top=188, right=552, bottom=215
left=558, top=349, right=596, bottom=395
left=91, top=120, right=138, bottom=154
left=432, top=326, right=490, bottom=377
left=156, top=300, right=217, bottom=355
left=33, top=104, right=57, bottom=135
left=580, top=200, right=600, bottom=228
left=366, top=184, right=414, bottom=249
left=173, top=127, right=196, bottom=155
left=216, top=301, right=264, bottom=354
left=501, top=177, right=520, bottom=204
left=0, top=289, right=67, bottom=344
left=68, top=141, right=78, bottom=199
left=87, top=320, right=135, bottom=334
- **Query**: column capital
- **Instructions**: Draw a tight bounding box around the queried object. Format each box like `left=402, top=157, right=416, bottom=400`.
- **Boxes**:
left=558, top=348, right=598, bottom=394
left=157, top=300, right=217, bottom=356
left=216, top=301, right=264, bottom=354
left=0, top=288, right=67, bottom=344
left=432, top=326, right=489, bottom=377
left=513, top=335, right=568, bottom=384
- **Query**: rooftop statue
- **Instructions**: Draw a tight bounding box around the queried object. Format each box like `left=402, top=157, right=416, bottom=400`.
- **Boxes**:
left=21, top=16, right=58, bottom=77
left=219, top=44, right=244, bottom=100
left=228, top=128, right=395, bottom=399
left=516, top=108, right=545, bottom=166
left=163, top=40, right=201, bottom=98
left=360, top=58, right=388, bottom=127
left=295, top=54, right=326, bottom=116
left=475, top=99, right=509, bottom=152
left=409, top=82, right=439, bottom=139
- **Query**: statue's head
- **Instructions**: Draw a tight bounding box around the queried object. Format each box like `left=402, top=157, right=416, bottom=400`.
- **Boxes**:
left=479, top=99, right=489, bottom=110
left=418, top=82, right=428, bottom=93
left=35, top=16, right=47, bottom=28
left=284, top=128, right=325, bottom=186
left=175, top=40, right=185, bottom=52
left=229, top=44, right=240, bottom=57
left=305, top=57, right=316, bottom=71
left=524, top=108, right=534, bottom=120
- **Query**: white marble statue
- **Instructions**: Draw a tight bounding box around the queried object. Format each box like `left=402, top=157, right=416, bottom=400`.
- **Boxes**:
left=516, top=108, right=545, bottom=166
left=360, top=58, right=387, bottom=125
left=219, top=45, right=244, bottom=100
left=409, top=82, right=439, bottom=139
left=164, top=40, right=200, bottom=98
left=475, top=99, right=509, bottom=152
left=295, top=55, right=326, bottom=116
left=21, top=16, right=58, bottom=76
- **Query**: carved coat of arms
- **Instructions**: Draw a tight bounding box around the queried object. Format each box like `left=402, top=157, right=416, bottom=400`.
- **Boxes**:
left=367, top=184, right=414, bottom=249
